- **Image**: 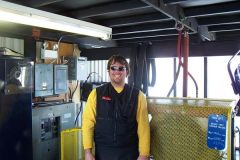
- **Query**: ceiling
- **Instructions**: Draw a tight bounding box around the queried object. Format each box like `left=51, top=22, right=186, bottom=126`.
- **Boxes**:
left=1, top=0, right=240, bottom=51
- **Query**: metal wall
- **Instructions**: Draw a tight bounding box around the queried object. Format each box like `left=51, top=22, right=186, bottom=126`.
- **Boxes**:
left=0, top=36, right=24, bottom=54
left=87, top=60, right=109, bottom=82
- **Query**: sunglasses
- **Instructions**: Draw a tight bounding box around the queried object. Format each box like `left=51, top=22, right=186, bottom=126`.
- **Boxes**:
left=110, top=66, right=126, bottom=71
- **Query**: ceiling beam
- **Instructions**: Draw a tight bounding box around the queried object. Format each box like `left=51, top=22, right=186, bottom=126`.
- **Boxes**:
left=81, top=47, right=134, bottom=60
left=163, top=0, right=193, bottom=4
left=209, top=24, right=240, bottom=32
left=215, top=31, right=240, bottom=41
left=116, top=35, right=179, bottom=44
left=185, top=1, right=240, bottom=17
left=140, top=0, right=214, bottom=41
left=83, top=39, right=240, bottom=59
left=197, top=14, right=240, bottom=26
left=163, top=0, right=235, bottom=5
left=102, top=13, right=170, bottom=27
left=113, top=30, right=178, bottom=40
left=66, top=0, right=150, bottom=19
left=113, top=21, right=176, bottom=35
left=31, top=0, right=63, bottom=7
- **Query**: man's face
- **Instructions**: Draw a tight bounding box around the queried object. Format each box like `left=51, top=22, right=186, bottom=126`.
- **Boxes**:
left=109, top=61, right=128, bottom=86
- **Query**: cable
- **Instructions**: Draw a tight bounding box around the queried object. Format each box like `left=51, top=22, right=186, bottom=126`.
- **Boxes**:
left=166, top=31, right=199, bottom=97
left=227, top=49, right=240, bottom=94
left=167, top=30, right=183, bottom=97
left=74, top=72, right=102, bottom=126
left=74, top=101, right=83, bottom=126
left=68, top=87, right=72, bottom=102
left=147, top=58, right=156, bottom=87
left=68, top=81, right=80, bottom=102
left=167, top=63, right=181, bottom=97
left=178, top=31, right=198, bottom=97
left=56, top=34, right=78, bottom=64
left=71, top=81, right=79, bottom=99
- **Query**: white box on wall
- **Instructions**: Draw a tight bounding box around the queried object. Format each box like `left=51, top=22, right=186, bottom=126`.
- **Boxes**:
left=41, top=48, right=58, bottom=59
left=66, top=57, right=88, bottom=81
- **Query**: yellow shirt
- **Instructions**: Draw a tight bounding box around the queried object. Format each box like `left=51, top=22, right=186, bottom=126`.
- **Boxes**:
left=82, top=86, right=150, bottom=156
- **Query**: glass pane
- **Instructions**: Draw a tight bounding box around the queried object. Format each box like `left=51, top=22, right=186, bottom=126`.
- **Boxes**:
left=176, top=57, right=204, bottom=98
left=148, top=58, right=174, bottom=97
left=208, top=56, right=239, bottom=99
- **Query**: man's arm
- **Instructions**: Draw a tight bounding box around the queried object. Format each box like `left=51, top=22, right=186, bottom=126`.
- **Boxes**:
left=137, top=155, right=149, bottom=160
left=136, top=91, right=150, bottom=158
left=82, top=89, right=97, bottom=157
left=84, top=149, right=95, bottom=160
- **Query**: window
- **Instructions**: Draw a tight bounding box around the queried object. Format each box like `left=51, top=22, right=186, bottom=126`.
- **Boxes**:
left=148, top=58, right=174, bottom=97
left=208, top=56, right=238, bottom=100
left=176, top=57, right=204, bottom=98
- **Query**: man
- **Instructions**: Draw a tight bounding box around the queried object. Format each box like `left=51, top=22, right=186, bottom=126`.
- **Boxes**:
left=82, top=55, right=150, bottom=160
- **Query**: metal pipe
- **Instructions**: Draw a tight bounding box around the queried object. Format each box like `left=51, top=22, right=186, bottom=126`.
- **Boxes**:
left=183, top=31, right=189, bottom=97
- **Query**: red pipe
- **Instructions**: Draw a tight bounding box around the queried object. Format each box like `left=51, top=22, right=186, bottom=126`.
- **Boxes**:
left=176, top=31, right=199, bottom=97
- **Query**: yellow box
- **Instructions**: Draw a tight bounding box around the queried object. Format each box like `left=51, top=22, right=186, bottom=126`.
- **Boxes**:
left=148, top=97, right=232, bottom=160
left=61, top=128, right=83, bottom=160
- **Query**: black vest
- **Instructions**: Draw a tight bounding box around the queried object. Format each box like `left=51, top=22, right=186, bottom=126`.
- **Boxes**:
left=94, top=83, right=139, bottom=148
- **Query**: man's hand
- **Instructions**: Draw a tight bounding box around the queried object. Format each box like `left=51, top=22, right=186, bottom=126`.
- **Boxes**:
left=137, top=155, right=149, bottom=160
left=84, top=149, right=95, bottom=160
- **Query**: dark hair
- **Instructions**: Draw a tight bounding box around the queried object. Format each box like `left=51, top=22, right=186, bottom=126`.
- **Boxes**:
left=107, top=55, right=129, bottom=73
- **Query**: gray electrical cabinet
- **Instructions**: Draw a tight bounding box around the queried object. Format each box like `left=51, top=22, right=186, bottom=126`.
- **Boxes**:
left=34, top=64, right=54, bottom=97
left=32, top=103, right=76, bottom=160
left=66, top=57, right=88, bottom=81
left=53, top=64, right=68, bottom=94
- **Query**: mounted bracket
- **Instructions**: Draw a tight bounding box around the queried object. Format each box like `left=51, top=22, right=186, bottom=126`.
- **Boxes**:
left=140, top=0, right=215, bottom=41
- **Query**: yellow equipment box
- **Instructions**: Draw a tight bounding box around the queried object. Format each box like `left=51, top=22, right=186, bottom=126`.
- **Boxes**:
left=148, top=97, right=233, bottom=160
left=61, top=128, right=83, bottom=160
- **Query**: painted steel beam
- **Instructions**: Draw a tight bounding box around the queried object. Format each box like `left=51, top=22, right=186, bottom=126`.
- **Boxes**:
left=67, top=0, right=150, bottom=19
left=215, top=31, right=240, bottom=41
left=140, top=0, right=214, bottom=41
left=116, top=35, right=182, bottom=44
left=198, top=26, right=216, bottom=41
left=31, top=0, right=63, bottom=7
left=163, top=0, right=235, bottom=5
left=113, top=29, right=178, bottom=40
left=113, top=21, right=176, bottom=35
left=81, top=47, right=134, bottom=60
left=82, top=39, right=240, bottom=59
left=209, top=24, right=240, bottom=32
left=197, top=14, right=240, bottom=26
left=102, top=13, right=170, bottom=27
left=185, top=1, right=240, bottom=17
left=140, top=0, right=185, bottom=24
left=163, top=0, right=193, bottom=4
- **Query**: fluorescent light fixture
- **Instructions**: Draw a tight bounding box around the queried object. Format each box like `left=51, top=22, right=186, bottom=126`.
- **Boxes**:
left=0, top=1, right=112, bottom=40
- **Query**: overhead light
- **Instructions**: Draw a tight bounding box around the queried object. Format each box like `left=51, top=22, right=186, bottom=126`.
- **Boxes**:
left=0, top=1, right=112, bottom=40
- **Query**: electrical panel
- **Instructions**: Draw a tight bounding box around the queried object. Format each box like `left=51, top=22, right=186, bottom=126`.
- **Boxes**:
left=32, top=103, right=76, bottom=160
left=34, top=64, right=53, bottom=97
left=54, top=64, right=68, bottom=94
left=40, top=117, right=60, bottom=141
left=66, top=57, right=88, bottom=81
